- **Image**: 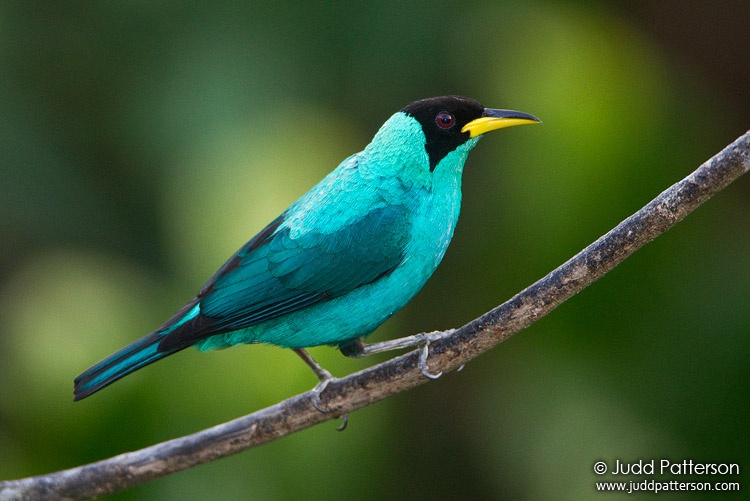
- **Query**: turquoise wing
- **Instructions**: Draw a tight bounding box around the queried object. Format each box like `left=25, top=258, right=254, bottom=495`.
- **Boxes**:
left=158, top=203, right=410, bottom=350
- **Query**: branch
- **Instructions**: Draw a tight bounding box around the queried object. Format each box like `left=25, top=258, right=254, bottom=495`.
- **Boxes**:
left=2, top=130, right=748, bottom=501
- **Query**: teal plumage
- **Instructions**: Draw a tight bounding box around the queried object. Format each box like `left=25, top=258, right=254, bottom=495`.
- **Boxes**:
left=74, top=96, right=539, bottom=401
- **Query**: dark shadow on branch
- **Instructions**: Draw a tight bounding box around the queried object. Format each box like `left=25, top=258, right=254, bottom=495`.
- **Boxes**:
left=2, top=130, right=749, bottom=501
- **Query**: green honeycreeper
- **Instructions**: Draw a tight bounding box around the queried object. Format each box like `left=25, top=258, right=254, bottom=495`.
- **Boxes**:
left=73, top=96, right=539, bottom=402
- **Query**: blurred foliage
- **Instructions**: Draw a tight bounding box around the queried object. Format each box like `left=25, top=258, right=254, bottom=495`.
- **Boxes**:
left=1, top=1, right=748, bottom=500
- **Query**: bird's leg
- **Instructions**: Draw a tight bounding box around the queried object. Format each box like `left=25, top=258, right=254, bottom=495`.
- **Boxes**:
left=339, top=330, right=453, bottom=379
left=293, top=348, right=348, bottom=430
left=294, top=348, right=335, bottom=412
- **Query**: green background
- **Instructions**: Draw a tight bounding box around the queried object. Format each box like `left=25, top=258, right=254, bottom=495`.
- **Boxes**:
left=1, top=2, right=748, bottom=499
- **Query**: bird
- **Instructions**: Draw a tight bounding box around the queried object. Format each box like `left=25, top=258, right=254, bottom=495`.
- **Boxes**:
left=73, top=95, right=540, bottom=403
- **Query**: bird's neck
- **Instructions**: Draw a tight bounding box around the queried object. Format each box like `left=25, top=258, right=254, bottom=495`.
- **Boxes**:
left=361, top=112, right=481, bottom=190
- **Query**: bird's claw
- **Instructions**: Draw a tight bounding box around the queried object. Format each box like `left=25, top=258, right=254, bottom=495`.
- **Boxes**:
left=310, top=376, right=349, bottom=430
left=310, top=376, right=334, bottom=413
left=336, top=414, right=348, bottom=431
left=294, top=348, right=348, bottom=429
left=416, top=333, right=442, bottom=379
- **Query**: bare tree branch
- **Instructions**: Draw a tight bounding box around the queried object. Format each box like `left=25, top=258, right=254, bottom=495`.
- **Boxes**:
left=2, top=130, right=748, bottom=501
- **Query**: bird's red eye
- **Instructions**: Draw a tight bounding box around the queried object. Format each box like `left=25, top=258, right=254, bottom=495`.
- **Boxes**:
left=435, top=112, right=455, bottom=129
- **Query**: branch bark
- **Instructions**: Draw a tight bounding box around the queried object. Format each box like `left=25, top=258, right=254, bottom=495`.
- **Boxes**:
left=2, top=130, right=749, bottom=501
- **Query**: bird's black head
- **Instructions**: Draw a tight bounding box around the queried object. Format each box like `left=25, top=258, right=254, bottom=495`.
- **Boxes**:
left=401, top=96, right=484, bottom=172
left=401, top=95, right=540, bottom=171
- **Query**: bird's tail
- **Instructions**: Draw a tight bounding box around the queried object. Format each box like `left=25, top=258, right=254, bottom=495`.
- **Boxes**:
left=73, top=331, right=185, bottom=401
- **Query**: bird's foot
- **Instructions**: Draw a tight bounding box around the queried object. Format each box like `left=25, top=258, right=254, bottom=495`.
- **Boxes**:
left=295, top=348, right=336, bottom=412
left=294, top=348, right=347, bottom=428
left=310, top=375, right=348, bottom=430
left=415, top=333, right=443, bottom=380
left=340, top=330, right=451, bottom=379
left=310, top=372, right=335, bottom=413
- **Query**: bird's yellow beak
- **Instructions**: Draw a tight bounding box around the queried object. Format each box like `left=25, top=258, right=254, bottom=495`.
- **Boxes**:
left=462, top=108, right=541, bottom=138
